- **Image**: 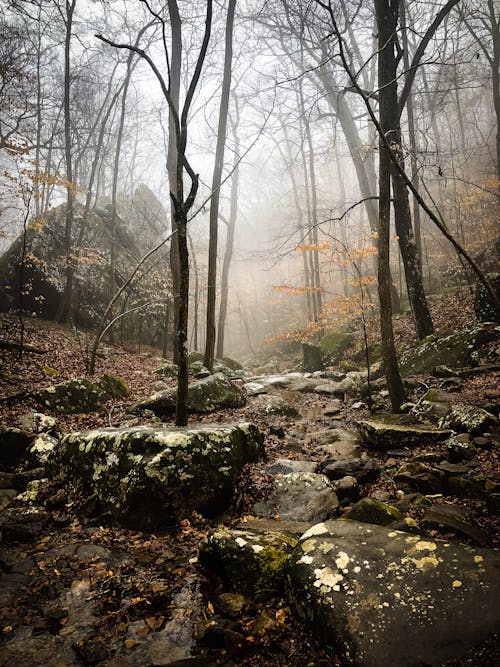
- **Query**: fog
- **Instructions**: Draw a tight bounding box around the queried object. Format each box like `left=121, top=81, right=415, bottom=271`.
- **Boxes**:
left=0, top=0, right=497, bottom=361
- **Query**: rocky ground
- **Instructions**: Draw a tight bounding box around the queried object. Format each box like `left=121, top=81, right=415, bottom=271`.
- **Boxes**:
left=0, top=291, right=499, bottom=667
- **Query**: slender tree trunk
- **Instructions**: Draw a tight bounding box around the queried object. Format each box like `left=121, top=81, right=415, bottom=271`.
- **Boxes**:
left=57, top=0, right=76, bottom=323
left=375, top=0, right=406, bottom=411
left=204, top=0, right=236, bottom=372
left=216, top=109, right=239, bottom=359
left=488, top=0, right=500, bottom=181
left=168, top=0, right=182, bottom=365
left=108, top=51, right=135, bottom=342
left=281, top=120, right=313, bottom=320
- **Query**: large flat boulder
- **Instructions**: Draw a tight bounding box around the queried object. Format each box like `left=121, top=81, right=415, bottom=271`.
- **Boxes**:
left=133, top=373, right=246, bottom=417
left=287, top=520, right=500, bottom=667
left=358, top=416, right=450, bottom=450
left=48, top=422, right=263, bottom=527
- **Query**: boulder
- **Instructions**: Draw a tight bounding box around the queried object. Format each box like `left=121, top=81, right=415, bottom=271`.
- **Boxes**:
left=301, top=342, right=323, bottom=372
left=18, top=412, right=57, bottom=433
left=154, top=360, right=178, bottom=377
left=0, top=428, right=35, bottom=468
left=254, top=472, right=338, bottom=523
left=243, top=381, right=267, bottom=396
left=440, top=404, right=498, bottom=435
left=400, top=323, right=500, bottom=374
left=48, top=422, right=263, bottom=528
left=286, top=520, right=500, bottom=667
left=342, top=497, right=404, bottom=526
left=320, top=331, right=354, bottom=365
left=358, top=416, right=451, bottom=450
left=305, top=427, right=361, bottom=459
left=200, top=521, right=302, bottom=600
left=322, top=456, right=380, bottom=484
left=250, top=394, right=299, bottom=418
left=133, top=373, right=247, bottom=417
left=35, top=374, right=130, bottom=414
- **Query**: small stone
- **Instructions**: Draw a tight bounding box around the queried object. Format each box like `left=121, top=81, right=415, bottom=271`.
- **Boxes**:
left=216, top=593, right=246, bottom=619
left=342, top=497, right=404, bottom=526
left=332, top=476, right=359, bottom=501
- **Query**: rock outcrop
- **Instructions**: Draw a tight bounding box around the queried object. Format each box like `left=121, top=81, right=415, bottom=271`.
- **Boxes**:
left=48, top=422, right=263, bottom=527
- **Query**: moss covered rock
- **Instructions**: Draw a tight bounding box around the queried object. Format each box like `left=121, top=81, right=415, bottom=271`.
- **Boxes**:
left=36, top=374, right=130, bottom=414
left=320, top=331, right=354, bottom=365
left=48, top=422, right=263, bottom=528
left=400, top=323, right=500, bottom=374
left=200, top=521, right=303, bottom=599
left=133, top=373, right=247, bottom=418
left=342, top=497, right=404, bottom=526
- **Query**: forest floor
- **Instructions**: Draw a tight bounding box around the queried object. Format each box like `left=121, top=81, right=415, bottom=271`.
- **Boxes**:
left=0, top=288, right=498, bottom=666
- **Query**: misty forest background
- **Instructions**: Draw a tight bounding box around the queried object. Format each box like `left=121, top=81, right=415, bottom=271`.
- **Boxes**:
left=0, top=0, right=499, bottom=412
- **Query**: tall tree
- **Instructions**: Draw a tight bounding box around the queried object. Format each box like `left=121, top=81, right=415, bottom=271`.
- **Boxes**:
left=204, top=0, right=236, bottom=372
left=56, top=0, right=77, bottom=324
left=374, top=0, right=406, bottom=410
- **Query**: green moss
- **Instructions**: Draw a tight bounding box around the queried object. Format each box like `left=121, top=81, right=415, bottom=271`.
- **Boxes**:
left=320, top=331, right=354, bottom=364
left=253, top=541, right=297, bottom=599
left=99, top=374, right=130, bottom=399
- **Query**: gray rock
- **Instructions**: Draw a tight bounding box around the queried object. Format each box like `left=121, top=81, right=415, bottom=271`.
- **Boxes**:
left=287, top=520, right=500, bottom=667
left=440, top=404, right=498, bottom=435
left=243, top=381, right=267, bottom=396
left=322, top=457, right=379, bottom=484
left=394, top=462, right=444, bottom=494
left=305, top=427, right=360, bottom=459
left=251, top=394, right=299, bottom=417
left=358, top=417, right=451, bottom=450
left=255, top=472, right=338, bottom=523
left=154, top=360, right=178, bottom=377
left=18, top=412, right=57, bottom=433
left=48, top=422, right=263, bottom=528
left=133, top=373, right=247, bottom=417
left=35, top=374, right=130, bottom=414
left=332, top=476, right=359, bottom=501
left=266, top=459, right=318, bottom=475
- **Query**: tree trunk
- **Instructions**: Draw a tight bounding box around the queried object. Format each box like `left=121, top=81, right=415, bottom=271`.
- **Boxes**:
left=204, top=0, right=236, bottom=372
left=216, top=106, right=240, bottom=359
left=57, top=0, right=77, bottom=323
left=167, top=0, right=182, bottom=365
left=375, top=0, right=406, bottom=411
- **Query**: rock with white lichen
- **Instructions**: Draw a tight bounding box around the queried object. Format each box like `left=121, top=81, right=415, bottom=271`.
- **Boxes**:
left=439, top=403, right=498, bottom=435
left=132, top=373, right=246, bottom=417
left=35, top=374, right=130, bottom=414
left=48, top=422, right=263, bottom=527
left=286, top=520, right=500, bottom=667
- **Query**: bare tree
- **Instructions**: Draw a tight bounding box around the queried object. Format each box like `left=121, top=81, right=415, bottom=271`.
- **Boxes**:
left=97, top=0, right=213, bottom=425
